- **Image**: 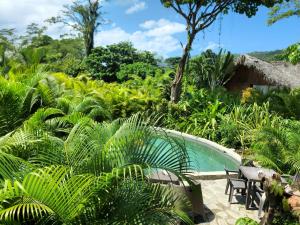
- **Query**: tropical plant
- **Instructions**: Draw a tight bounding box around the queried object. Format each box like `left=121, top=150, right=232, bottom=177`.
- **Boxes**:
left=20, top=47, right=47, bottom=66
left=189, top=49, right=235, bottom=90
left=189, top=54, right=210, bottom=88
left=203, top=49, right=235, bottom=90
left=0, top=28, right=15, bottom=68
left=219, top=103, right=282, bottom=149
left=251, top=120, right=300, bottom=174
left=0, top=112, right=194, bottom=224
left=47, top=0, right=104, bottom=56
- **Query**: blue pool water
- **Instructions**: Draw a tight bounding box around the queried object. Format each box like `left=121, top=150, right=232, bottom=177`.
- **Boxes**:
left=184, top=138, right=239, bottom=171
left=157, top=135, right=239, bottom=172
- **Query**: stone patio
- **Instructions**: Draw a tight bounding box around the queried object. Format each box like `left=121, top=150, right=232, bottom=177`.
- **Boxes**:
left=197, top=179, right=259, bottom=225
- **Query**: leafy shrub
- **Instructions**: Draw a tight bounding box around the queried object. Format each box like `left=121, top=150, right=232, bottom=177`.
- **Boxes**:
left=280, top=43, right=300, bottom=65
left=243, top=87, right=300, bottom=120
left=49, top=55, right=83, bottom=77
left=235, top=217, right=259, bottom=225
left=84, top=42, right=158, bottom=81
left=117, top=62, right=162, bottom=81
left=272, top=212, right=299, bottom=225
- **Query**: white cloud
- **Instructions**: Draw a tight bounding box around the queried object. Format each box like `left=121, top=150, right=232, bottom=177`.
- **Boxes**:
left=203, top=41, right=223, bottom=51
left=0, top=0, right=185, bottom=56
left=140, top=19, right=185, bottom=37
left=0, top=0, right=71, bottom=30
left=125, top=1, right=146, bottom=15
left=95, top=19, right=185, bottom=56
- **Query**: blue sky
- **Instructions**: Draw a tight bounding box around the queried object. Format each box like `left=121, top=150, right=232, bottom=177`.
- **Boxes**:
left=0, top=0, right=299, bottom=57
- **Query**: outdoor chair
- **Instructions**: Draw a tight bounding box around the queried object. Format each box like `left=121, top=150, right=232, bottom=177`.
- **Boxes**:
left=224, top=168, right=239, bottom=194
left=225, top=168, right=247, bottom=203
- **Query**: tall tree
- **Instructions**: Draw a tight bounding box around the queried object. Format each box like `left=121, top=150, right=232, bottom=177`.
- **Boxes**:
left=20, top=23, right=52, bottom=48
left=268, top=0, right=300, bottom=25
left=160, top=0, right=286, bottom=103
left=48, top=0, right=104, bottom=56
left=0, top=28, right=15, bottom=67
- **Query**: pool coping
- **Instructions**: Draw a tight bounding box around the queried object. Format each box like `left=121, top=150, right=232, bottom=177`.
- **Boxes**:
left=158, top=128, right=242, bottom=180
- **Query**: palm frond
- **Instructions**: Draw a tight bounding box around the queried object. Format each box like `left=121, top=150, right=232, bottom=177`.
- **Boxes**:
left=0, top=166, right=96, bottom=224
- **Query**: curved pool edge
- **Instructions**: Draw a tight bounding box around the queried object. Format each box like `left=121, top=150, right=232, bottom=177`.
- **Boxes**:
left=158, top=128, right=242, bottom=180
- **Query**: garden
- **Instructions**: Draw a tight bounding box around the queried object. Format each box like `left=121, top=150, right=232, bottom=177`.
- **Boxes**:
left=0, top=0, right=300, bottom=224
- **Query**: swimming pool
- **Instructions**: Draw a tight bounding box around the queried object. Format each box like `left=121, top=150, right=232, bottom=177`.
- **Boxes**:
left=158, top=130, right=240, bottom=172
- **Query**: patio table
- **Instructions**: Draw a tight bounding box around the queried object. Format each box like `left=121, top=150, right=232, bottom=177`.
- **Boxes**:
left=239, top=166, right=276, bottom=209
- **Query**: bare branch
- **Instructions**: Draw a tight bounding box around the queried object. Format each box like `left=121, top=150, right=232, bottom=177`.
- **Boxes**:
left=195, top=0, right=234, bottom=32
left=169, top=1, right=188, bottom=20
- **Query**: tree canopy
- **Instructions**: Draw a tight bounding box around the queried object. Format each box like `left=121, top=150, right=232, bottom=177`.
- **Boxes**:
left=84, top=42, right=158, bottom=81
left=48, top=0, right=104, bottom=56
left=268, top=0, right=300, bottom=25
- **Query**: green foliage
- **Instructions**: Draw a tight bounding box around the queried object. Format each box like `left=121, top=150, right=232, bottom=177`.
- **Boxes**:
left=189, top=49, right=235, bottom=90
left=268, top=0, right=300, bottom=25
left=235, top=217, right=259, bottom=225
left=117, top=62, right=162, bottom=81
left=251, top=120, right=300, bottom=174
left=1, top=29, right=85, bottom=76
left=281, top=43, right=300, bottom=64
left=84, top=42, right=158, bottom=81
left=0, top=108, right=193, bottom=224
left=20, top=47, right=47, bottom=66
left=161, top=1, right=286, bottom=18
left=19, top=22, right=49, bottom=48
left=219, top=103, right=281, bottom=149
left=52, top=54, right=83, bottom=77
left=244, top=88, right=300, bottom=120
left=161, top=87, right=239, bottom=142
left=164, top=57, right=181, bottom=69
left=0, top=68, right=233, bottom=224
left=248, top=49, right=284, bottom=62
left=47, top=0, right=104, bottom=56
left=0, top=28, right=16, bottom=73
left=272, top=212, right=299, bottom=225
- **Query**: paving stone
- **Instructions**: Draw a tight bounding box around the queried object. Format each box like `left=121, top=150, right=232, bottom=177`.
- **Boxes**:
left=227, top=218, right=237, bottom=224
left=216, top=211, right=228, bottom=218
left=196, top=179, right=259, bottom=225
left=216, top=218, right=228, bottom=225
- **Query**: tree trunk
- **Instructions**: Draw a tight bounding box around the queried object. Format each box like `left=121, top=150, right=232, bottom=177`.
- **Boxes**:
left=85, top=29, right=94, bottom=56
left=170, top=33, right=195, bottom=103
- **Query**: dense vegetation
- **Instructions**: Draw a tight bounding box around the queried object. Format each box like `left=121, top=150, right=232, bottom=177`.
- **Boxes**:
left=1, top=58, right=299, bottom=224
left=0, top=71, right=195, bottom=224
left=0, top=0, right=299, bottom=224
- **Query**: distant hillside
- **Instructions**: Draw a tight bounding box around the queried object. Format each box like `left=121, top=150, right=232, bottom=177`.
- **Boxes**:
left=247, top=50, right=283, bottom=62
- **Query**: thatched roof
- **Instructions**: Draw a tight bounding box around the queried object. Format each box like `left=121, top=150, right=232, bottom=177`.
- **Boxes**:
left=235, top=54, right=300, bottom=88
